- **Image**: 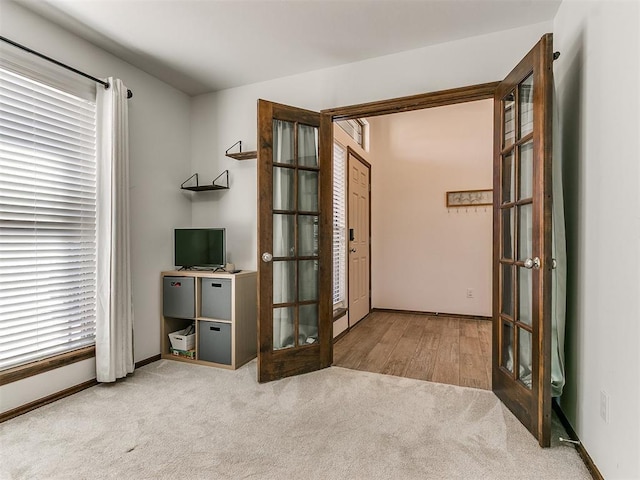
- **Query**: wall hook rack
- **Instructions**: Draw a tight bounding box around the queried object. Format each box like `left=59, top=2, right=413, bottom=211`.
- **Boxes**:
left=225, top=140, right=257, bottom=161
left=180, top=171, right=229, bottom=191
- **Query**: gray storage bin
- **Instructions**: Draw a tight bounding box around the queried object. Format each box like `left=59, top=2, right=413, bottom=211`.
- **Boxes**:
left=201, top=278, right=231, bottom=320
left=163, top=276, right=195, bottom=319
left=199, top=321, right=231, bottom=365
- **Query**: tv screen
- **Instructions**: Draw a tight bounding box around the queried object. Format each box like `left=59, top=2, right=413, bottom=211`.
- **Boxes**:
left=174, top=228, right=226, bottom=268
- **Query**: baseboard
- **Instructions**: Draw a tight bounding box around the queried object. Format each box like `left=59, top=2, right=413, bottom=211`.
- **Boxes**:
left=0, top=379, right=98, bottom=423
left=135, top=354, right=161, bottom=369
left=332, top=311, right=372, bottom=344
left=372, top=308, right=491, bottom=321
left=333, top=329, right=349, bottom=343
left=552, top=399, right=604, bottom=480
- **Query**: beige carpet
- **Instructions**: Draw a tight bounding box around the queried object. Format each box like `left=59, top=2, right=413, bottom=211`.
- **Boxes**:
left=0, top=360, right=589, bottom=479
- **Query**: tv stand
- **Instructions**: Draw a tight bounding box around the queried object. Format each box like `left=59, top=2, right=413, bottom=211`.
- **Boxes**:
left=161, top=270, right=257, bottom=369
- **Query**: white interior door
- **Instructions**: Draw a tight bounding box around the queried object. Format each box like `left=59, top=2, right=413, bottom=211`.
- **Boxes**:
left=348, top=150, right=370, bottom=326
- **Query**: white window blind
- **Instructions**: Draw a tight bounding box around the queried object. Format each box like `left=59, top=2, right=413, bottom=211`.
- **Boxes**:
left=336, top=119, right=368, bottom=149
left=332, top=141, right=346, bottom=307
left=0, top=66, right=97, bottom=371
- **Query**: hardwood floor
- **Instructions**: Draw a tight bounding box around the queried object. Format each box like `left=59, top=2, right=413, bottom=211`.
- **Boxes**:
left=333, top=311, right=492, bottom=390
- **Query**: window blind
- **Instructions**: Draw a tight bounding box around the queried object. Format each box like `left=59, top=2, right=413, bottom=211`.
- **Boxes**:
left=0, top=66, right=97, bottom=371
left=332, top=141, right=346, bottom=307
left=336, top=119, right=364, bottom=147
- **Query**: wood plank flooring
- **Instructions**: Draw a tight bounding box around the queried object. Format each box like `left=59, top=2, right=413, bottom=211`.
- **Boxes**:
left=333, top=311, right=492, bottom=390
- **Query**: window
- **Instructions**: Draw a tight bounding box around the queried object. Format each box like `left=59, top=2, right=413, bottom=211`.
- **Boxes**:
left=332, top=141, right=346, bottom=309
left=336, top=118, right=368, bottom=150
left=0, top=65, right=98, bottom=372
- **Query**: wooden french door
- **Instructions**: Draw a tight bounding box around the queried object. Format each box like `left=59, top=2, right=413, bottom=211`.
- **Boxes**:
left=257, top=100, right=333, bottom=383
left=347, top=150, right=371, bottom=327
left=492, top=34, right=554, bottom=447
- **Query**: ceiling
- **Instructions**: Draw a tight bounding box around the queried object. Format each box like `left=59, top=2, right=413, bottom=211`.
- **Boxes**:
left=14, top=0, right=561, bottom=96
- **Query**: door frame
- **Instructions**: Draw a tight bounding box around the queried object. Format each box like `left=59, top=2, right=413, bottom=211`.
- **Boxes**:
left=323, top=82, right=499, bottom=121
left=346, top=147, right=372, bottom=326
left=322, top=72, right=552, bottom=446
left=324, top=82, right=498, bottom=335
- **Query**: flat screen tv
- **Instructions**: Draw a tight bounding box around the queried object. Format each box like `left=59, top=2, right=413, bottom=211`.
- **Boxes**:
left=174, top=228, right=226, bottom=269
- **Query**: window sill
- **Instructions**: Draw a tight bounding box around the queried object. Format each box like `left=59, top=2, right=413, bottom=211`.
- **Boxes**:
left=0, top=346, right=95, bottom=387
left=333, top=308, right=348, bottom=321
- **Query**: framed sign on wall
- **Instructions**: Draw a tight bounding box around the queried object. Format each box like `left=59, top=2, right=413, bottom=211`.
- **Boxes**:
left=446, top=189, right=493, bottom=208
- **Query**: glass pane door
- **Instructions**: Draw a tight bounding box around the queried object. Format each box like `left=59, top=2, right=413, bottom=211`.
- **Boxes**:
left=493, top=33, right=554, bottom=447
left=257, top=100, right=332, bottom=383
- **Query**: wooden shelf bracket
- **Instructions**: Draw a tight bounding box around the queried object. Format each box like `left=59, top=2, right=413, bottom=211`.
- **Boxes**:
left=225, top=140, right=257, bottom=161
left=180, top=171, right=229, bottom=192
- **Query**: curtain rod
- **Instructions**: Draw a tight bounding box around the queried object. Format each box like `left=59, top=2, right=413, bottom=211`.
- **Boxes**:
left=0, top=35, right=133, bottom=99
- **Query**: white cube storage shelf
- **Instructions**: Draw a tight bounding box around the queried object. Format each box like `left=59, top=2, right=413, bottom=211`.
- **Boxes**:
left=160, top=270, right=257, bottom=369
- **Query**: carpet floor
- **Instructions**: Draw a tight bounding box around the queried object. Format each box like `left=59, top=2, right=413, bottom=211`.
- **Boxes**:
left=0, top=360, right=589, bottom=479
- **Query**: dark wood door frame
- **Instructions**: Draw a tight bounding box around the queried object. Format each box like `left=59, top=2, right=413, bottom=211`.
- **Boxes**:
left=322, top=82, right=500, bottom=120
left=322, top=81, right=498, bottom=334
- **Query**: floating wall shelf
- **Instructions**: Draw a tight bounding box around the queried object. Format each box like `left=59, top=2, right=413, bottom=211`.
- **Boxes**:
left=181, top=171, right=229, bottom=192
left=225, top=140, right=256, bottom=161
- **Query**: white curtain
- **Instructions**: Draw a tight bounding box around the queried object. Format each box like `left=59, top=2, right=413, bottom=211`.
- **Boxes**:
left=273, top=120, right=295, bottom=349
left=297, top=129, right=319, bottom=343
left=95, top=78, right=134, bottom=382
left=551, top=84, right=567, bottom=397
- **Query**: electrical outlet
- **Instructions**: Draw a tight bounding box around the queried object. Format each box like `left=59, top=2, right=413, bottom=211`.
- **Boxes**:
left=600, top=390, right=610, bottom=423
left=466, top=288, right=474, bottom=298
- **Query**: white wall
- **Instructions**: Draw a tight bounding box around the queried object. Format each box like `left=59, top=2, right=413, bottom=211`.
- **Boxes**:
left=367, top=101, right=493, bottom=316
left=190, top=21, right=552, bottom=272
left=0, top=1, right=192, bottom=414
left=553, top=1, right=640, bottom=478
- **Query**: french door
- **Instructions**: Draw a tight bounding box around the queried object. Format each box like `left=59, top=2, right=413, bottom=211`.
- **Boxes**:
left=257, top=100, right=333, bottom=383
left=492, top=33, right=554, bottom=447
left=255, top=35, right=555, bottom=447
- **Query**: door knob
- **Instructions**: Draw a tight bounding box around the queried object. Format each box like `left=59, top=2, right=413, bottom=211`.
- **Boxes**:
left=350, top=248, right=357, bottom=253
left=261, top=252, right=273, bottom=263
left=523, top=257, right=540, bottom=269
